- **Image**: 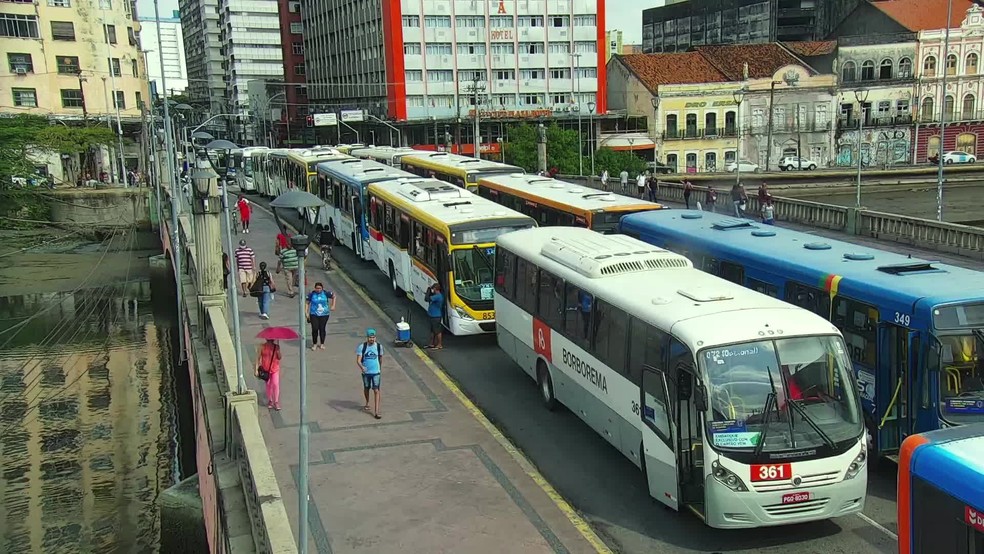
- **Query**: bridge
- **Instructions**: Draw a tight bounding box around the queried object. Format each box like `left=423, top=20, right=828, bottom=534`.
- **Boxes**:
left=150, top=161, right=984, bottom=553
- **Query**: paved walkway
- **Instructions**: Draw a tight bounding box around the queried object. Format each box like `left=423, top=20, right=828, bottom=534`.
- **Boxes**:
left=232, top=204, right=604, bottom=554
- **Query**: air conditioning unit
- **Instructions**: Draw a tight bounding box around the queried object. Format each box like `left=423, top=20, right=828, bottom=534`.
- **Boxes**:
left=14, top=67, right=27, bottom=75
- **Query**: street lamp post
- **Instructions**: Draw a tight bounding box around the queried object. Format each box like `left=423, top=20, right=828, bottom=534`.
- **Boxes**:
left=650, top=95, right=661, bottom=172
left=764, top=80, right=782, bottom=172
left=573, top=52, right=583, bottom=176
left=732, top=89, right=745, bottom=186
left=854, top=88, right=869, bottom=209
left=291, top=232, right=312, bottom=554
left=587, top=100, right=596, bottom=177
left=937, top=0, right=954, bottom=222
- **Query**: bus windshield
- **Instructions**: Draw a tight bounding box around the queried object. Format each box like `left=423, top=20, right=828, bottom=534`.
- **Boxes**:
left=243, top=158, right=254, bottom=177
left=700, top=335, right=862, bottom=454
left=936, top=332, right=984, bottom=423
left=451, top=245, right=496, bottom=303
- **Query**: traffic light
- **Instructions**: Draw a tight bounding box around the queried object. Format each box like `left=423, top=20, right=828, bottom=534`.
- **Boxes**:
left=306, top=115, right=314, bottom=127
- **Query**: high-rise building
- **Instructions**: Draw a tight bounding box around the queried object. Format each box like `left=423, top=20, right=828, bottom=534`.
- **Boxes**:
left=139, top=11, right=189, bottom=96
left=301, top=0, right=607, bottom=151
left=178, top=0, right=223, bottom=113
left=606, top=29, right=623, bottom=61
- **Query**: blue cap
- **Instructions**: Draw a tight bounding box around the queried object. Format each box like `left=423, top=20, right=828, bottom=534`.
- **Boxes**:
left=366, top=328, right=376, bottom=337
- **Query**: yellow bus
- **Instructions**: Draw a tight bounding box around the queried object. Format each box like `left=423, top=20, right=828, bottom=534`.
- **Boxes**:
left=365, top=177, right=536, bottom=335
left=334, top=143, right=366, bottom=155
left=477, top=173, right=665, bottom=233
left=399, top=151, right=522, bottom=191
left=283, top=147, right=350, bottom=196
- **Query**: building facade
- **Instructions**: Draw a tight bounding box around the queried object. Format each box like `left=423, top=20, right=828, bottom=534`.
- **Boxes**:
left=178, top=0, right=224, bottom=114
left=138, top=11, right=188, bottom=96
left=301, top=0, right=606, bottom=150
left=606, top=29, right=622, bottom=61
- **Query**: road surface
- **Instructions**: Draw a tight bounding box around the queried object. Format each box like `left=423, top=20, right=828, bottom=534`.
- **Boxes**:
left=781, top=182, right=984, bottom=225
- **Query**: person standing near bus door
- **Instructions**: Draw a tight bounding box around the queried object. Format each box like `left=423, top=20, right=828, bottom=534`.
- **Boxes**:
left=237, top=196, right=252, bottom=233
left=425, top=283, right=445, bottom=350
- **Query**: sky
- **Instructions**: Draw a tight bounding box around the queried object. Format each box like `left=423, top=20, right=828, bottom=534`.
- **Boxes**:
left=136, top=0, right=657, bottom=42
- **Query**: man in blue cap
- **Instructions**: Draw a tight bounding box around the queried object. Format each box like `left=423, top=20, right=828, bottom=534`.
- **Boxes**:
left=356, top=328, right=383, bottom=419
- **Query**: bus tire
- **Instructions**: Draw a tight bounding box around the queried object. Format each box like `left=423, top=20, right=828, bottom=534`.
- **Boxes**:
left=537, top=362, right=557, bottom=411
left=389, top=261, right=401, bottom=295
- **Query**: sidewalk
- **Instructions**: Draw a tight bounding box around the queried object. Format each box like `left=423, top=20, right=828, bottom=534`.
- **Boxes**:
left=233, top=205, right=605, bottom=554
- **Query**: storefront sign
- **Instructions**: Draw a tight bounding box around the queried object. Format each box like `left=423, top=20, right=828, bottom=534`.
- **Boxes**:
left=683, top=100, right=737, bottom=108
left=490, top=29, right=513, bottom=40
left=468, top=109, right=552, bottom=119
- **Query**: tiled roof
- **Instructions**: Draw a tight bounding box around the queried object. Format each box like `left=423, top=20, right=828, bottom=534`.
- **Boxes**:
left=869, top=0, right=979, bottom=31
left=695, top=44, right=815, bottom=80
left=783, top=40, right=838, bottom=57
left=619, top=53, right=729, bottom=89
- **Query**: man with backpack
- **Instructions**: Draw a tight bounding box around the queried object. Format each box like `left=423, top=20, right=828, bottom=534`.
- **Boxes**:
left=356, top=328, right=384, bottom=419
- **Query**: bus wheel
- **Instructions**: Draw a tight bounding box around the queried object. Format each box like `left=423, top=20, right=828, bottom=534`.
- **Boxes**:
left=389, top=261, right=401, bottom=296
left=537, top=362, right=557, bottom=411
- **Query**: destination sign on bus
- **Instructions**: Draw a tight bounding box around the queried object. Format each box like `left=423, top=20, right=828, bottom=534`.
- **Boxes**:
left=944, top=398, right=984, bottom=414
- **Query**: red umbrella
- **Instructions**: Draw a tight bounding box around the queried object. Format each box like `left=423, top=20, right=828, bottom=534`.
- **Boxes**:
left=256, top=326, right=301, bottom=341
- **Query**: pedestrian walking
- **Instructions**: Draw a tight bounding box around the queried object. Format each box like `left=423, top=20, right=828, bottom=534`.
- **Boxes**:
left=306, top=281, right=336, bottom=350
left=731, top=182, right=748, bottom=218
left=275, top=224, right=292, bottom=255
left=254, top=339, right=282, bottom=410
left=425, top=283, right=445, bottom=350
left=705, top=187, right=718, bottom=213
left=237, top=197, right=252, bottom=233
left=761, top=199, right=776, bottom=225
left=647, top=175, right=658, bottom=202
left=234, top=239, right=255, bottom=297
left=222, top=252, right=230, bottom=290
left=600, top=169, right=610, bottom=191
left=684, top=179, right=695, bottom=209
left=278, top=245, right=300, bottom=297
left=356, top=328, right=383, bottom=419
left=249, top=261, right=277, bottom=319
left=758, top=182, right=773, bottom=206
left=619, top=169, right=629, bottom=195
left=636, top=172, right=647, bottom=199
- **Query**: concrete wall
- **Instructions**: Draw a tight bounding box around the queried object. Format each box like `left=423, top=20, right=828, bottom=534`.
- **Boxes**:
left=47, top=188, right=151, bottom=229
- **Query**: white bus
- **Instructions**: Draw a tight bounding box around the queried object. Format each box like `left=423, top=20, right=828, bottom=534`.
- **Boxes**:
left=493, top=227, right=867, bottom=528
left=349, top=146, right=420, bottom=167
left=235, top=146, right=269, bottom=192
left=366, top=177, right=535, bottom=335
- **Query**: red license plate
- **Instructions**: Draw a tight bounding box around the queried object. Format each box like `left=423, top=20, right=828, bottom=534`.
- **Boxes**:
left=750, top=463, right=792, bottom=482
left=782, top=492, right=813, bottom=505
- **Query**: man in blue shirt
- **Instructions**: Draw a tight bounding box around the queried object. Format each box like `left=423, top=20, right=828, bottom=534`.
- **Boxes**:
left=356, top=328, right=383, bottom=419
left=425, top=283, right=444, bottom=350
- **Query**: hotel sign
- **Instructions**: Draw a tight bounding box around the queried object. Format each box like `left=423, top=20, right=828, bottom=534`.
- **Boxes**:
left=469, top=109, right=553, bottom=119
left=490, top=29, right=513, bottom=40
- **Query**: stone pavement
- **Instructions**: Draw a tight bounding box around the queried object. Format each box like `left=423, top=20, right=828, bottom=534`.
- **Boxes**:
left=232, top=204, right=605, bottom=554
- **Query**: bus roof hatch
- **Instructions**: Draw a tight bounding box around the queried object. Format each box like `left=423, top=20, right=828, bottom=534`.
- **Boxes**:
left=541, top=234, right=692, bottom=279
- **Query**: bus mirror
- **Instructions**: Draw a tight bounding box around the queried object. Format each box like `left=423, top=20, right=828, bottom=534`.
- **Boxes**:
left=694, top=383, right=708, bottom=412
left=677, top=370, right=692, bottom=400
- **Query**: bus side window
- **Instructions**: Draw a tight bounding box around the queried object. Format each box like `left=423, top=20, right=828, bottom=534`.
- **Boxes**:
left=592, top=299, right=628, bottom=376
left=627, top=317, right=648, bottom=386
left=397, top=213, right=411, bottom=249
left=383, top=204, right=396, bottom=239
left=410, top=221, right=425, bottom=260
left=368, top=196, right=378, bottom=228
left=514, top=258, right=538, bottom=314
left=748, top=278, right=778, bottom=298
left=785, top=281, right=830, bottom=318
left=537, top=270, right=565, bottom=330
left=563, top=284, right=592, bottom=349
left=833, top=297, right=878, bottom=368
left=494, top=248, right=516, bottom=299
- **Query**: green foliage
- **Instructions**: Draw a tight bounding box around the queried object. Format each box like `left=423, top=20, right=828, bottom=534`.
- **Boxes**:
left=593, top=147, right=648, bottom=178
left=503, top=122, right=590, bottom=175
left=35, top=125, right=118, bottom=157
left=503, top=123, right=538, bottom=172
left=0, top=114, right=49, bottom=188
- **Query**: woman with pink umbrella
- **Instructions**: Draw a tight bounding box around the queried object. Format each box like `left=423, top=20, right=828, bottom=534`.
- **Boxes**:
left=255, top=326, right=300, bottom=410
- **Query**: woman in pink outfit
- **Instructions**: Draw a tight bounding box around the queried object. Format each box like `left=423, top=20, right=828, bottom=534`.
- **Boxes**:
left=255, top=339, right=283, bottom=410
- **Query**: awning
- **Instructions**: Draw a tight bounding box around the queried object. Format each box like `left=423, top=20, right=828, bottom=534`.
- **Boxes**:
left=598, top=132, right=655, bottom=152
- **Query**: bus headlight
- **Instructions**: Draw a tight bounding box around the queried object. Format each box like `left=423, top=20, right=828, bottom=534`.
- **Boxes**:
left=454, top=306, right=474, bottom=321
left=844, top=444, right=867, bottom=480
left=711, top=461, right=748, bottom=492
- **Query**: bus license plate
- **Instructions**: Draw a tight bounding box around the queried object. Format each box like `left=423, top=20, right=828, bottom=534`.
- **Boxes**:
left=751, top=463, right=792, bottom=482
left=781, top=492, right=812, bottom=505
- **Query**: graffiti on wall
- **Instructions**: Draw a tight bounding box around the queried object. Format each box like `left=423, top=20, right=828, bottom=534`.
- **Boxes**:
left=835, top=128, right=911, bottom=167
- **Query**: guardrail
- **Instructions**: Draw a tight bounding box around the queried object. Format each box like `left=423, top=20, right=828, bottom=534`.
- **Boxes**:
left=161, top=184, right=297, bottom=554
left=641, top=161, right=984, bottom=185
left=564, top=176, right=984, bottom=260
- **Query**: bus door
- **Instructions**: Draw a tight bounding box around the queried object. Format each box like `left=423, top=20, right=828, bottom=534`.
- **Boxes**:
left=350, top=188, right=364, bottom=258
left=675, top=365, right=707, bottom=516
left=437, top=237, right=450, bottom=328
left=876, top=322, right=917, bottom=454
left=640, top=366, right=679, bottom=510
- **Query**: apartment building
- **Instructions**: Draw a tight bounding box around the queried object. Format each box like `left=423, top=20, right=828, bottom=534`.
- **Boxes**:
left=178, top=0, right=223, bottom=113
left=139, top=11, right=189, bottom=96
left=302, top=0, right=606, bottom=151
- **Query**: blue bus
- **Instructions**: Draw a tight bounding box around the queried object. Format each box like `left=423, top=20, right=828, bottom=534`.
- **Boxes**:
left=619, top=210, right=984, bottom=461
left=898, top=424, right=984, bottom=554
left=315, top=158, right=416, bottom=261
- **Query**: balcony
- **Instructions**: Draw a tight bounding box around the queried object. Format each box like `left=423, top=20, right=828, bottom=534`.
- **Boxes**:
left=917, top=110, right=984, bottom=124
left=663, top=127, right=739, bottom=140
left=838, top=114, right=913, bottom=128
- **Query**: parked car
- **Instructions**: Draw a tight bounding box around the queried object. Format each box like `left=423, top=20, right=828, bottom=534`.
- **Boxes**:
left=647, top=161, right=674, bottom=175
left=725, top=159, right=760, bottom=173
left=942, top=150, right=977, bottom=164
left=778, top=156, right=818, bottom=171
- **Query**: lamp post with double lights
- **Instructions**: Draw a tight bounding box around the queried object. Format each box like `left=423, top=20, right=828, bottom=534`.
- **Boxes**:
left=732, top=89, right=745, bottom=185
left=854, top=88, right=870, bottom=209
left=587, top=100, right=596, bottom=177
left=650, top=95, right=661, bottom=171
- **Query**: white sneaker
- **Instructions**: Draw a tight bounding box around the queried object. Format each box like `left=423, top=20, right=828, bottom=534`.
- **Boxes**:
left=260, top=313, right=269, bottom=319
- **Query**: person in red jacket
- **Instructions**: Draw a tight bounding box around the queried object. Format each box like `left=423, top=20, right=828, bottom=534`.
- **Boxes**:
left=237, top=197, right=252, bottom=234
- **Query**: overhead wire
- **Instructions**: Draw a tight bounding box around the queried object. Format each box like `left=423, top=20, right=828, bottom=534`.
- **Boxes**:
left=0, top=228, right=89, bottom=260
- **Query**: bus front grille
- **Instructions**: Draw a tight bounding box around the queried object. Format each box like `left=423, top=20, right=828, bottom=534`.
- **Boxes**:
left=762, top=497, right=830, bottom=516
left=751, top=470, right=841, bottom=492
left=479, top=322, right=496, bottom=332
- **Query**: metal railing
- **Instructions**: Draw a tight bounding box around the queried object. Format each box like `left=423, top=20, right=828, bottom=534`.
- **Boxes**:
left=837, top=114, right=913, bottom=128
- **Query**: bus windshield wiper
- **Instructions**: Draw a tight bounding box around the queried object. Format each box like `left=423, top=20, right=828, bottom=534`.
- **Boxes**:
left=753, top=392, right=777, bottom=459
left=767, top=365, right=795, bottom=449
left=786, top=399, right=836, bottom=449
left=472, top=245, right=494, bottom=270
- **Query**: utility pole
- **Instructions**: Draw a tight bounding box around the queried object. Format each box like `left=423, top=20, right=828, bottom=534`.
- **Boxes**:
left=77, top=71, right=88, bottom=123
left=796, top=105, right=802, bottom=170
left=468, top=76, right=486, bottom=159
left=102, top=15, right=128, bottom=185
left=765, top=80, right=781, bottom=172
left=937, top=0, right=954, bottom=222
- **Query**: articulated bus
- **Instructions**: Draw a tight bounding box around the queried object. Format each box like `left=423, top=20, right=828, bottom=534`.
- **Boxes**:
left=366, top=178, right=535, bottom=335
left=400, top=151, right=522, bottom=191
left=619, top=210, right=984, bottom=461
left=494, top=227, right=866, bottom=528
left=315, top=158, right=416, bottom=260
left=234, top=146, right=269, bottom=192
left=349, top=146, right=420, bottom=166
left=898, top=424, right=984, bottom=554
left=476, top=173, right=664, bottom=233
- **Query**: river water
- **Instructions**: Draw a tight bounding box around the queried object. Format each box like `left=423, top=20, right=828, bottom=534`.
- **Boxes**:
left=0, top=229, right=185, bottom=553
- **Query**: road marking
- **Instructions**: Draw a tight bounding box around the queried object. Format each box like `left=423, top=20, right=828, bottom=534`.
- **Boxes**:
left=856, top=512, right=898, bottom=541
left=252, top=199, right=613, bottom=554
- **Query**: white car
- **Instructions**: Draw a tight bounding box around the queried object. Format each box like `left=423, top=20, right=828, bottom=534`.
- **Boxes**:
left=726, top=160, right=759, bottom=173
left=778, top=156, right=818, bottom=171
left=942, top=150, right=976, bottom=164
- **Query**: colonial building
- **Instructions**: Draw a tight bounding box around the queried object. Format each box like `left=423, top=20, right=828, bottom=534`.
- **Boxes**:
left=608, top=43, right=837, bottom=172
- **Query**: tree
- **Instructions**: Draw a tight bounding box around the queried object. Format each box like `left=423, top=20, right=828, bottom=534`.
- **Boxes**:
left=0, top=114, right=49, bottom=190
left=593, top=147, right=648, bottom=178
left=503, top=122, right=585, bottom=175
left=503, top=123, right=538, bottom=172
